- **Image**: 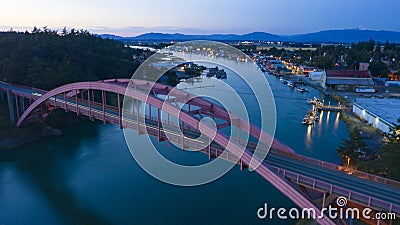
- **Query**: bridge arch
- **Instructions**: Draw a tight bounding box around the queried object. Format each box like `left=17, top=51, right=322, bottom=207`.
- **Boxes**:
left=16, top=79, right=335, bottom=225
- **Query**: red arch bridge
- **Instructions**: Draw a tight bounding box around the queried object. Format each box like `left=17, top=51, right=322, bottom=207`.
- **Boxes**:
left=0, top=79, right=399, bottom=225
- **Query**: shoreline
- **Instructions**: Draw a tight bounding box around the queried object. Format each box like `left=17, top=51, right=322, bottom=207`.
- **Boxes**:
left=0, top=103, right=87, bottom=150
left=0, top=126, right=63, bottom=150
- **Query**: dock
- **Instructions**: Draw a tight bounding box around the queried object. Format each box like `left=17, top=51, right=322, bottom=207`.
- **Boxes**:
left=308, top=97, right=344, bottom=112
left=316, top=105, right=343, bottom=112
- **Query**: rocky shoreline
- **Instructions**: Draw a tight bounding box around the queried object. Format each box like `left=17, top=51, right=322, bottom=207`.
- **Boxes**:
left=0, top=126, right=63, bottom=150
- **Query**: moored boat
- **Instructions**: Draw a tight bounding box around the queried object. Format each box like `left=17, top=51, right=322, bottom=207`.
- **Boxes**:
left=297, top=87, right=306, bottom=92
left=302, top=117, right=313, bottom=125
left=216, top=69, right=227, bottom=79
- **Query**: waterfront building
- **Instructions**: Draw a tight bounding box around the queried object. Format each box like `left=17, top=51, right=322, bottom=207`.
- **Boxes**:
left=232, top=44, right=257, bottom=53
left=269, top=60, right=286, bottom=70
left=388, top=72, right=400, bottom=81
left=359, top=63, right=370, bottom=72
left=321, top=70, right=374, bottom=91
left=385, top=81, right=400, bottom=87
left=295, top=66, right=317, bottom=76
left=353, top=98, right=400, bottom=134
left=309, top=71, right=324, bottom=81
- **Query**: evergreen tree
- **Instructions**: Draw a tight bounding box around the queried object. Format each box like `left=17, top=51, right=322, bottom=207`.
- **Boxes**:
left=0, top=29, right=144, bottom=89
left=384, top=40, right=390, bottom=52
left=375, top=42, right=381, bottom=52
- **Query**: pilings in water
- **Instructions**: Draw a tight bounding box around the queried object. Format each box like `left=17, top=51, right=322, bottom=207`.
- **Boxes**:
left=6, top=90, right=16, bottom=123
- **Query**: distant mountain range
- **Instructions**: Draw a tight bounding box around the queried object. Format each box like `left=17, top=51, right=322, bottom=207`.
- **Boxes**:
left=98, top=29, right=400, bottom=43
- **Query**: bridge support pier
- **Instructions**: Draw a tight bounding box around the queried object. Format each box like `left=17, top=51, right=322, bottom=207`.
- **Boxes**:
left=157, top=108, right=162, bottom=142
left=19, top=96, right=25, bottom=114
left=240, top=160, right=248, bottom=170
left=117, top=93, right=122, bottom=129
left=15, top=94, right=20, bottom=118
left=0, top=91, right=4, bottom=102
left=7, top=90, right=16, bottom=123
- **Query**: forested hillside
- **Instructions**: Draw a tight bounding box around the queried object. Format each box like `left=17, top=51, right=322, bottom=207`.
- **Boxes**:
left=0, top=27, right=147, bottom=90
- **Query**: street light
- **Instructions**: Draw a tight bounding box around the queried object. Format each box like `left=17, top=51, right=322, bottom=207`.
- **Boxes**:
left=345, top=156, right=351, bottom=169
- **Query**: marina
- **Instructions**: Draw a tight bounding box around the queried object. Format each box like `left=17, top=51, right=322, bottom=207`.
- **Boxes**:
left=302, top=97, right=343, bottom=125
left=302, top=109, right=320, bottom=125
left=307, top=97, right=344, bottom=112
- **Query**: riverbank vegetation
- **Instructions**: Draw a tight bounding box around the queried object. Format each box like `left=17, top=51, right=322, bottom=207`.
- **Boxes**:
left=337, top=121, right=366, bottom=168
left=330, top=92, right=400, bottom=181
left=358, top=121, right=400, bottom=181
left=338, top=111, right=400, bottom=181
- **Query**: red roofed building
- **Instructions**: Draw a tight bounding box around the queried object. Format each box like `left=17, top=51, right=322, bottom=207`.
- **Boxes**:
left=321, top=70, right=374, bottom=91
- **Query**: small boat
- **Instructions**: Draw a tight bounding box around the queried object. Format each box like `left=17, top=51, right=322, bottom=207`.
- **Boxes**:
left=297, top=87, right=306, bottom=92
left=302, top=118, right=313, bottom=125
left=216, top=69, right=227, bottom=79
left=287, top=82, right=295, bottom=88
left=207, top=67, right=218, bottom=77
left=297, top=86, right=310, bottom=92
left=307, top=97, right=320, bottom=105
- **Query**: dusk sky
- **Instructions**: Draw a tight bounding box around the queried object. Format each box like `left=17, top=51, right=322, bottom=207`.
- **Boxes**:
left=1, top=0, right=399, bottom=36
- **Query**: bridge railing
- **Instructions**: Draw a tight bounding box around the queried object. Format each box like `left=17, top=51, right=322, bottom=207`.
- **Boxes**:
left=233, top=135, right=400, bottom=189
left=0, top=82, right=46, bottom=96
left=272, top=166, right=400, bottom=215
left=271, top=148, right=400, bottom=189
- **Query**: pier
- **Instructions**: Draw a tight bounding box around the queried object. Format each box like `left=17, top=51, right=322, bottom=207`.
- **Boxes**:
left=308, top=97, right=344, bottom=112
left=316, top=104, right=344, bottom=112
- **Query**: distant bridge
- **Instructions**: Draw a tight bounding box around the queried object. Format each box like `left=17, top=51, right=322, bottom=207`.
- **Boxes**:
left=1, top=79, right=399, bottom=225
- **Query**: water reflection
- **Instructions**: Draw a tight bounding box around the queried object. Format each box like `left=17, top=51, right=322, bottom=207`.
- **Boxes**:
left=305, top=125, right=312, bottom=148
left=304, top=108, right=346, bottom=152
left=334, top=112, right=340, bottom=130
left=319, top=111, right=324, bottom=126
left=326, top=111, right=331, bottom=125
left=318, top=111, right=324, bottom=137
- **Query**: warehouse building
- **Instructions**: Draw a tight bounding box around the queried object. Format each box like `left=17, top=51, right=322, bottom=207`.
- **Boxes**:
left=321, top=70, right=374, bottom=91
left=353, top=98, right=400, bottom=134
